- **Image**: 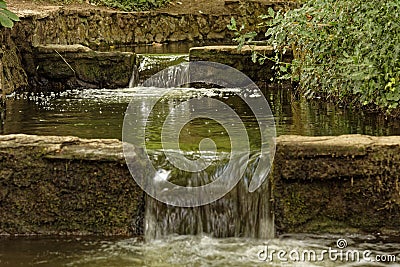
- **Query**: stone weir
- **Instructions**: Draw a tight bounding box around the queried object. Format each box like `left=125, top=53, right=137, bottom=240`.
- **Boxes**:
left=32, top=44, right=135, bottom=91
left=0, top=0, right=298, bottom=94
left=0, top=134, right=399, bottom=236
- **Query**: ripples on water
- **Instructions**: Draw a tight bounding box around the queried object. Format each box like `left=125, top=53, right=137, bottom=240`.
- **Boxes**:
left=1, top=234, right=399, bottom=266
left=1, top=86, right=400, bottom=139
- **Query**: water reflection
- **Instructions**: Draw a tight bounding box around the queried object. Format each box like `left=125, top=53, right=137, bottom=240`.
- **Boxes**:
left=1, top=86, right=399, bottom=139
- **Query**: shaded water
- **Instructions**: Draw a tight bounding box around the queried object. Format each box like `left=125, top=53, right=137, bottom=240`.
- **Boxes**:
left=1, top=234, right=399, bottom=266
left=1, top=84, right=400, bottom=139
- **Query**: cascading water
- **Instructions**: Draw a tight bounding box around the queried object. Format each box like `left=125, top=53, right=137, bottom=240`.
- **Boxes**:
left=144, top=151, right=274, bottom=240
left=123, top=84, right=275, bottom=241
left=129, top=54, right=189, bottom=87
left=128, top=65, right=139, bottom=88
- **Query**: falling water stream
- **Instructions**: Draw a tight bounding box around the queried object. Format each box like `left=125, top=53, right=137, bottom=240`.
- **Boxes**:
left=1, top=53, right=400, bottom=266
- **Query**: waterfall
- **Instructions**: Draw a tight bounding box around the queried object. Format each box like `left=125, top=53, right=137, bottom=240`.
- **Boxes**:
left=144, top=151, right=274, bottom=240
left=128, top=54, right=189, bottom=88
left=128, top=65, right=138, bottom=88
left=126, top=59, right=275, bottom=241
left=141, top=62, right=190, bottom=88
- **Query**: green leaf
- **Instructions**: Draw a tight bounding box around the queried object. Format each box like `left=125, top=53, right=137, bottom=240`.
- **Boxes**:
left=259, top=14, right=270, bottom=20
left=0, top=1, right=7, bottom=9
left=227, top=17, right=236, bottom=31
left=279, top=65, right=288, bottom=72
left=268, top=7, right=275, bottom=18
left=0, top=9, right=20, bottom=21
left=0, top=11, right=13, bottom=28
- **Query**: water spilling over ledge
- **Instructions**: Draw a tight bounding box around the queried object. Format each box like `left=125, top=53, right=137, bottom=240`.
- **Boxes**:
left=144, top=150, right=274, bottom=240
left=0, top=134, right=399, bottom=237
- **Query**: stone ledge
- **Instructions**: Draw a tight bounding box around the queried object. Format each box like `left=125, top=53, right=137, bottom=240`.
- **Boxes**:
left=0, top=134, right=143, bottom=236
left=28, top=44, right=135, bottom=90
left=190, top=45, right=277, bottom=54
left=34, top=44, right=93, bottom=53
left=0, top=134, right=125, bottom=162
left=273, top=134, right=400, bottom=235
left=1, top=134, right=399, bottom=236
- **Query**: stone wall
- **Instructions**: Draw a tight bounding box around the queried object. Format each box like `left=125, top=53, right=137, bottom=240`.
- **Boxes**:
left=0, top=134, right=399, bottom=236
left=0, top=30, right=28, bottom=95
left=274, top=135, right=400, bottom=235
left=29, top=44, right=135, bottom=90
left=17, top=1, right=297, bottom=48
left=0, top=134, right=143, bottom=236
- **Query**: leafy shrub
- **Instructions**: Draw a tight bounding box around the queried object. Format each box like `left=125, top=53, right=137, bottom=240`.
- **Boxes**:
left=90, top=0, right=170, bottom=11
left=231, top=0, right=400, bottom=114
left=0, top=0, right=19, bottom=28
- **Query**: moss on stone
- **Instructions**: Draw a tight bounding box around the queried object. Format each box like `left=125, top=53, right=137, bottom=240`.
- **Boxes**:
left=0, top=135, right=144, bottom=236
left=273, top=135, right=400, bottom=235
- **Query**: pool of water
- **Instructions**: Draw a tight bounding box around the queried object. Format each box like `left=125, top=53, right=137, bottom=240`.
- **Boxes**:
left=1, top=85, right=399, bottom=139
left=1, top=234, right=399, bottom=266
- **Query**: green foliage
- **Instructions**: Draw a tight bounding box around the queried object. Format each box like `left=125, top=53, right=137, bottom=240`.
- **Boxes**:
left=90, top=0, right=170, bottom=11
left=0, top=0, right=19, bottom=28
left=227, top=17, right=257, bottom=50
left=231, top=0, right=400, bottom=114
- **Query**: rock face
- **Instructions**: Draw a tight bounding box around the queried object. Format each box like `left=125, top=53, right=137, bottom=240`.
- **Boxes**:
left=0, top=134, right=143, bottom=236
left=29, top=44, right=135, bottom=90
left=0, top=35, right=28, bottom=95
left=13, top=1, right=296, bottom=48
left=0, top=134, right=399, bottom=236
